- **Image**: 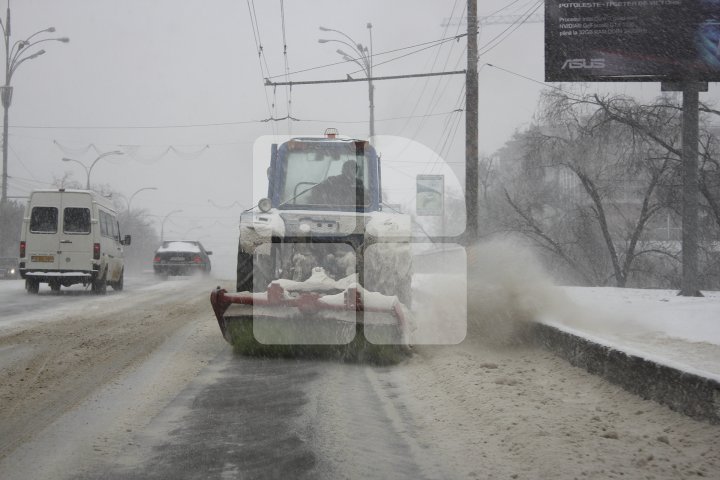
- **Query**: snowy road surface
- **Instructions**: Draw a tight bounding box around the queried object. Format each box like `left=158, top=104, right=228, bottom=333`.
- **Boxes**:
left=0, top=274, right=719, bottom=479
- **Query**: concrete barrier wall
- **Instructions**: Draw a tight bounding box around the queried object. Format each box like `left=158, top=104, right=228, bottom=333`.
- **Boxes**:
left=533, top=323, right=720, bottom=424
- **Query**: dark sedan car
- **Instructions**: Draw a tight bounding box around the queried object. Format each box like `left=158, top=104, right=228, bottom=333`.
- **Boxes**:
left=153, top=241, right=212, bottom=277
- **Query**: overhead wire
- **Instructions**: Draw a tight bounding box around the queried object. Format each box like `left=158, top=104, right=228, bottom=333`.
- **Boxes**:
left=246, top=0, right=277, bottom=135
left=279, top=0, right=293, bottom=134
left=477, top=0, right=543, bottom=58
left=414, top=11, right=467, bottom=154
left=8, top=109, right=461, bottom=131
left=396, top=0, right=464, bottom=138
left=378, top=0, right=466, bottom=185
left=266, top=33, right=468, bottom=80
left=301, top=109, right=462, bottom=125
left=416, top=82, right=465, bottom=178
left=409, top=0, right=470, bottom=178
left=9, top=144, right=40, bottom=182
left=415, top=1, right=543, bottom=178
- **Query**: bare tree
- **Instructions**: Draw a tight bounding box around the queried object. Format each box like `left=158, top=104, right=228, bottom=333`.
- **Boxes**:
left=501, top=90, right=680, bottom=287
left=0, top=200, right=24, bottom=257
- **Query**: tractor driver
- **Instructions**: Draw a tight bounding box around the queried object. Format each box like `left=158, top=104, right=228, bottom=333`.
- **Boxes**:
left=309, top=159, right=369, bottom=206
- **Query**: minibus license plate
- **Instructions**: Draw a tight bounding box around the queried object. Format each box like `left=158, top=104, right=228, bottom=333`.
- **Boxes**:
left=31, top=255, right=54, bottom=263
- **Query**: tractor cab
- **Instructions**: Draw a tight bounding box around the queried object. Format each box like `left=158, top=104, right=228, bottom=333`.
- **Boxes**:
left=267, top=132, right=381, bottom=213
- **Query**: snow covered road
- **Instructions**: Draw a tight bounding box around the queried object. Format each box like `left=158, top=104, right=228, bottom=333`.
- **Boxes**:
left=0, top=271, right=719, bottom=479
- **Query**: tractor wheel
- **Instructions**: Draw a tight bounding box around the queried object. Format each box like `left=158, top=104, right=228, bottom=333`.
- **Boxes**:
left=237, top=250, right=254, bottom=292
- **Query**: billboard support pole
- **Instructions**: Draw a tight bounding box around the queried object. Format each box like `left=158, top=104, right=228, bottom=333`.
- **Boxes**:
left=664, top=81, right=705, bottom=296
left=678, top=82, right=703, bottom=297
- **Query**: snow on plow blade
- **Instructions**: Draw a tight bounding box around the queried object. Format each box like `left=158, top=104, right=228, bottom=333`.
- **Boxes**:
left=210, top=282, right=411, bottom=363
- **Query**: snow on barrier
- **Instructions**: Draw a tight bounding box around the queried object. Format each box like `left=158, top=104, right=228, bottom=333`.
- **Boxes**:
left=532, top=323, right=720, bottom=424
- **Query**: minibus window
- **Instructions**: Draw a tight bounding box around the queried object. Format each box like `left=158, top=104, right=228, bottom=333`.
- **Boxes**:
left=30, top=207, right=58, bottom=233
left=111, top=219, right=120, bottom=241
left=64, top=208, right=91, bottom=234
left=100, top=211, right=109, bottom=237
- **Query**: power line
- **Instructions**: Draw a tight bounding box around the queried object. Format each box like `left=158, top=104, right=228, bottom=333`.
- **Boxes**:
left=9, top=118, right=278, bottom=130
left=484, top=62, right=587, bottom=101
left=414, top=17, right=467, bottom=153
left=246, top=0, right=277, bottom=135
left=477, top=1, right=543, bottom=58
left=266, top=33, right=467, bottom=80
left=3, top=110, right=461, bottom=133
left=396, top=0, right=464, bottom=138
left=265, top=70, right=466, bottom=87
left=348, top=36, right=464, bottom=77
left=301, top=109, right=462, bottom=124
left=279, top=0, right=293, bottom=134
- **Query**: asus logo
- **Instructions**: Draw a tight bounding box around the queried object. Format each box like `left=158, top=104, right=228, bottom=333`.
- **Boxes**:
left=561, top=58, right=605, bottom=69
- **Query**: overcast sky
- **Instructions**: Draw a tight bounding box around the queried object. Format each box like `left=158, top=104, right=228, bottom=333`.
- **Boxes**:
left=4, top=0, right=720, bottom=274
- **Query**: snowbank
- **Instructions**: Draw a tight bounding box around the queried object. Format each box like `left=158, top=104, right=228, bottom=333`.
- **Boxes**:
left=540, top=287, right=720, bottom=381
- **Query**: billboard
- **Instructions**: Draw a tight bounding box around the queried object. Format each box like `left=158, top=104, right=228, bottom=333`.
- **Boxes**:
left=545, top=0, right=720, bottom=82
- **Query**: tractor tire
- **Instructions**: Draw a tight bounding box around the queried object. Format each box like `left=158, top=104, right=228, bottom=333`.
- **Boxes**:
left=237, top=250, right=254, bottom=292
left=49, top=281, right=61, bottom=293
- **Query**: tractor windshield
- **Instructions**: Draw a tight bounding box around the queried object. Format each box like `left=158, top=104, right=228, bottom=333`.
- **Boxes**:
left=279, top=141, right=371, bottom=208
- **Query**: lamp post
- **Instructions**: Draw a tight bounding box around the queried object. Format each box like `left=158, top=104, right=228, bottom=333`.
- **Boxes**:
left=160, top=209, right=182, bottom=243
left=61, top=150, right=124, bottom=189
left=127, top=186, right=158, bottom=212
left=1, top=2, right=69, bottom=206
left=318, top=23, right=374, bottom=138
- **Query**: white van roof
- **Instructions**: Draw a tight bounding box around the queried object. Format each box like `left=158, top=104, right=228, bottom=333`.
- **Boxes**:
left=28, top=189, right=118, bottom=213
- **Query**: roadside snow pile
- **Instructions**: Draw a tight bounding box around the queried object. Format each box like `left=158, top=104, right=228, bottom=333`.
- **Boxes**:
left=457, top=238, right=720, bottom=380
left=552, top=287, right=720, bottom=346
left=541, top=287, right=720, bottom=380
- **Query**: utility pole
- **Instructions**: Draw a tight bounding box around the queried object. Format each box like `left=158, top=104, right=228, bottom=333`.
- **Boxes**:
left=465, top=0, right=479, bottom=242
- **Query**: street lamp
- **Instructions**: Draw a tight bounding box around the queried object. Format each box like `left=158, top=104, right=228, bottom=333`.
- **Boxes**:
left=61, top=150, right=124, bottom=189
left=160, top=209, right=182, bottom=243
left=318, top=23, right=374, bottom=138
left=126, top=186, right=158, bottom=212
left=1, top=5, right=69, bottom=206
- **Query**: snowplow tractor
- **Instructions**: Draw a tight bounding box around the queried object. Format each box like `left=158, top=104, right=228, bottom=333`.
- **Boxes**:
left=210, top=133, right=413, bottom=363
